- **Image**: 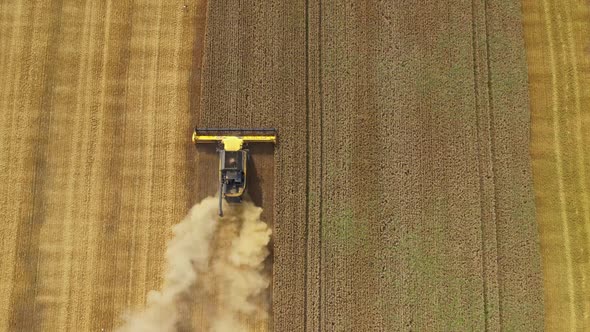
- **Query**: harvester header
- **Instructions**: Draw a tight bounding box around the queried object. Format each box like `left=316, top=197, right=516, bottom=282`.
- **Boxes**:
left=193, top=128, right=276, bottom=151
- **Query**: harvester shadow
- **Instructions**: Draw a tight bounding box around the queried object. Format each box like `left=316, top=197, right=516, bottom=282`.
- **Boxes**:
left=246, top=144, right=273, bottom=209
left=245, top=144, right=275, bottom=316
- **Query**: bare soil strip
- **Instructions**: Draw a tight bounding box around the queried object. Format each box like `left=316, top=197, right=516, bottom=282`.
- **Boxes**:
left=523, top=0, right=590, bottom=329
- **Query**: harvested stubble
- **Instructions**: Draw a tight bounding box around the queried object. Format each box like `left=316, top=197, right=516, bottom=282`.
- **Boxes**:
left=523, top=0, right=590, bottom=329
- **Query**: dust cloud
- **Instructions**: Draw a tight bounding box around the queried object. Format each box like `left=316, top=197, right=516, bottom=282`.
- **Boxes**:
left=116, top=196, right=272, bottom=332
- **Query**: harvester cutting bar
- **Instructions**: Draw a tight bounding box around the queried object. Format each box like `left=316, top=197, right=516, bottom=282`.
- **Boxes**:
left=193, top=127, right=277, bottom=145
left=195, top=127, right=276, bottom=131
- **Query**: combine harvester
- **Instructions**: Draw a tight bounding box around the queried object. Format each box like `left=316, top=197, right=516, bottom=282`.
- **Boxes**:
left=192, top=128, right=277, bottom=216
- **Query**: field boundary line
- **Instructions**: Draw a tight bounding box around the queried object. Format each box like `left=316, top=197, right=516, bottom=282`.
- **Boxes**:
left=304, top=0, right=310, bottom=328
left=472, top=0, right=501, bottom=329
left=471, top=1, right=487, bottom=329
left=483, top=0, right=503, bottom=328
left=304, top=0, right=324, bottom=330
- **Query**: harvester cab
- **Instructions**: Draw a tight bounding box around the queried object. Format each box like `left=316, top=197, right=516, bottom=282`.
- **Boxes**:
left=192, top=128, right=277, bottom=216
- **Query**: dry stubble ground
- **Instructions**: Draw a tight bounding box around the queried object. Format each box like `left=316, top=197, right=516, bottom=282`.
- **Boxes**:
left=523, top=0, right=590, bottom=330
left=0, top=0, right=546, bottom=331
left=0, top=0, right=205, bottom=330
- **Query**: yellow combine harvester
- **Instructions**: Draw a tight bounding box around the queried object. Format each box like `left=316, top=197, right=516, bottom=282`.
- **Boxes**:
left=192, top=128, right=277, bottom=216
